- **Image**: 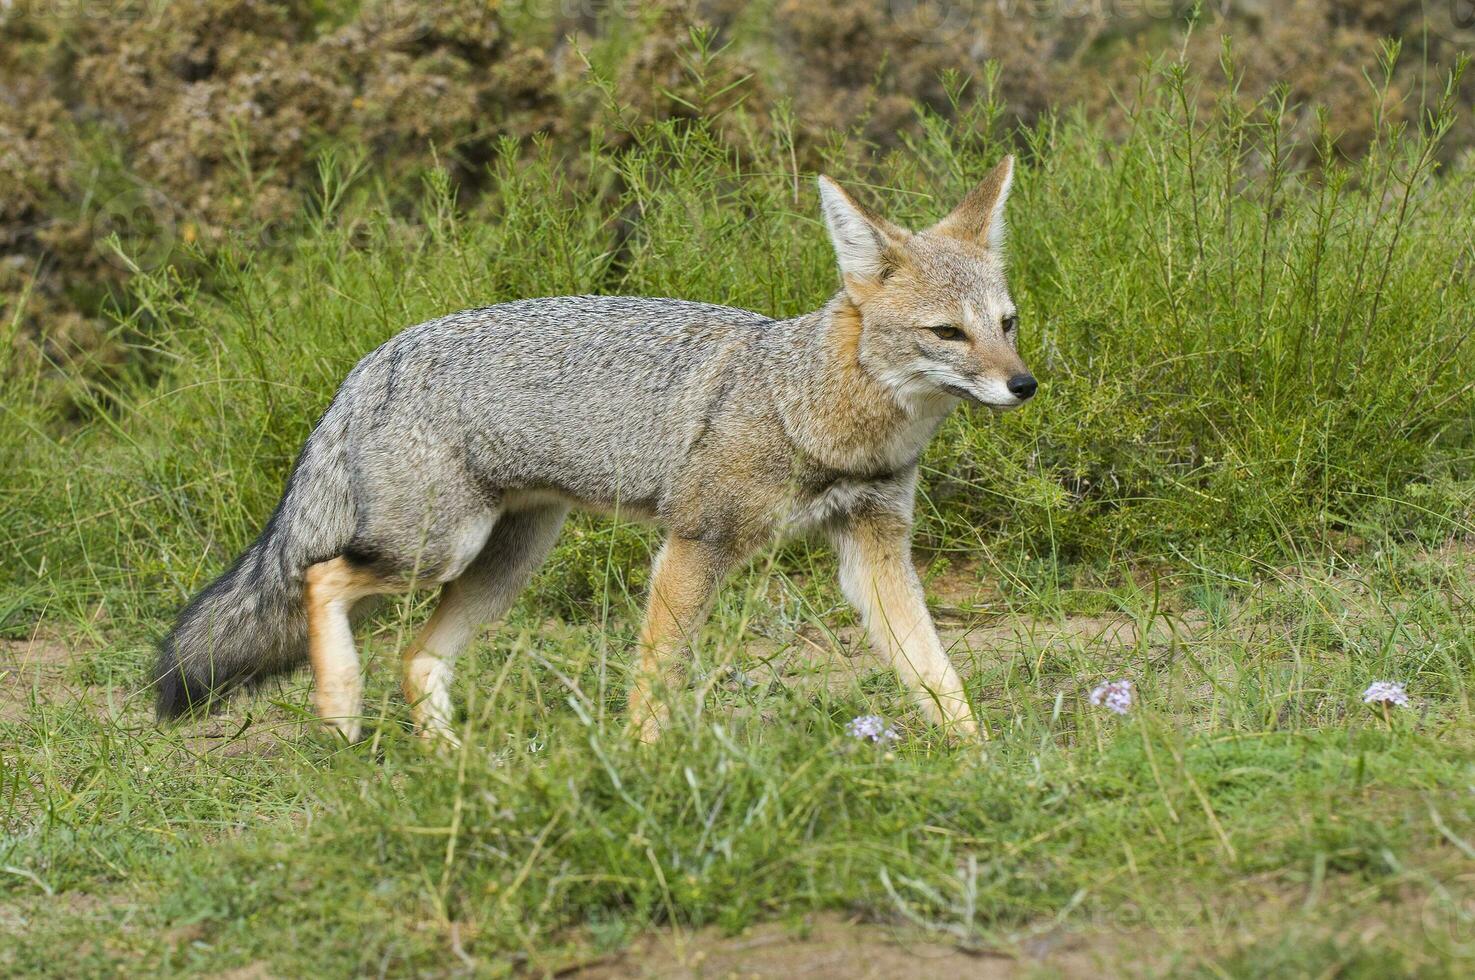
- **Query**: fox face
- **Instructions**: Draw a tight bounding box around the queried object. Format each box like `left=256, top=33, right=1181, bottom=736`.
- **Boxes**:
left=818, top=158, right=1036, bottom=410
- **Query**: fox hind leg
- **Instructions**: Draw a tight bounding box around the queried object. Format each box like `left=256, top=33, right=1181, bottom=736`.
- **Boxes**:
left=402, top=504, right=568, bottom=742
left=304, top=556, right=393, bottom=742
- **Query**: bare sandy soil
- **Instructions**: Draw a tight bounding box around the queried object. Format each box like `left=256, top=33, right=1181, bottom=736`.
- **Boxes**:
left=567, top=912, right=1125, bottom=978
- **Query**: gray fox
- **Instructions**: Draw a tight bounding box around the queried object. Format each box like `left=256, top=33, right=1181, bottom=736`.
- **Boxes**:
left=154, top=157, right=1035, bottom=743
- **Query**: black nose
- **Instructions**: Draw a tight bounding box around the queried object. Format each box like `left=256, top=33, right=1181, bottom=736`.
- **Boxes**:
left=1007, top=373, right=1037, bottom=400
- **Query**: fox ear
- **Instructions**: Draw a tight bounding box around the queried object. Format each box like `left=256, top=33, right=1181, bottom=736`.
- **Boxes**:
left=817, top=175, right=903, bottom=286
left=932, top=155, right=1014, bottom=250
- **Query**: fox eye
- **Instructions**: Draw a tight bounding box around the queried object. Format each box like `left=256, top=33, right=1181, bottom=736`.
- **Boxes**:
left=1002, top=314, right=1019, bottom=334
left=928, top=325, right=965, bottom=342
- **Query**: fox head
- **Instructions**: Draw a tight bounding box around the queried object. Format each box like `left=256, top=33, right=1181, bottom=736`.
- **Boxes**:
left=817, top=157, right=1035, bottom=410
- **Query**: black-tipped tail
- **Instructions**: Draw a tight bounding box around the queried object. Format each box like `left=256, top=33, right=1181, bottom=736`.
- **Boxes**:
left=153, top=539, right=308, bottom=719
left=154, top=633, right=202, bottom=720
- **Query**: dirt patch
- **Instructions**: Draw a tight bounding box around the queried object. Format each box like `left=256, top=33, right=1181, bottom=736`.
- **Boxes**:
left=0, top=633, right=89, bottom=724
left=729, top=608, right=1197, bottom=696
left=564, top=857, right=1475, bottom=978
left=214, top=964, right=277, bottom=980
left=945, top=613, right=1195, bottom=655
left=0, top=889, right=118, bottom=940
left=564, top=912, right=1125, bottom=979
left=0, top=634, right=73, bottom=669
left=0, top=631, right=294, bottom=759
left=0, top=629, right=168, bottom=730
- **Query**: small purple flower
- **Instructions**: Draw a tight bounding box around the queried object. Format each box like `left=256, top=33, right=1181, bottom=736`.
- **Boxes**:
left=1088, top=679, right=1134, bottom=715
left=846, top=714, right=899, bottom=743
left=1362, top=681, right=1409, bottom=708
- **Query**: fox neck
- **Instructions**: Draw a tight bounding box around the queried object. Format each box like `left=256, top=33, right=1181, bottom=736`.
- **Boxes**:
left=775, top=293, right=954, bottom=476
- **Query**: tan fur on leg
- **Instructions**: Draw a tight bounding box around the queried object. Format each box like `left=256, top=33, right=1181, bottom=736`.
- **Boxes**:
left=402, top=593, right=468, bottom=745
left=400, top=504, right=567, bottom=745
left=833, top=516, right=979, bottom=737
left=304, top=557, right=388, bottom=742
left=628, top=536, right=731, bottom=743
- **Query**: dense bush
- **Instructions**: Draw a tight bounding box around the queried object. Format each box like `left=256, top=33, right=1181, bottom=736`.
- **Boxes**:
left=6, top=0, right=1474, bottom=399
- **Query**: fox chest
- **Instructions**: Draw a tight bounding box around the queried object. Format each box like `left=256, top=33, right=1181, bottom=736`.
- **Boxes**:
left=811, top=405, right=948, bottom=481
left=778, top=474, right=909, bottom=537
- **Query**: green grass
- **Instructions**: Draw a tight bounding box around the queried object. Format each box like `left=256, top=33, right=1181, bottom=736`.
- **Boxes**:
left=4, top=59, right=1475, bottom=975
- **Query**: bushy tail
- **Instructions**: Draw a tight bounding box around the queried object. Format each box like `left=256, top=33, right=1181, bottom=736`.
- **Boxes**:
left=153, top=532, right=307, bottom=718
left=154, top=432, right=354, bottom=719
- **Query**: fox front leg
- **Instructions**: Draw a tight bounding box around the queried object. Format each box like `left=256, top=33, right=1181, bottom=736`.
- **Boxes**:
left=627, top=535, right=736, bottom=743
left=831, top=511, right=979, bottom=738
